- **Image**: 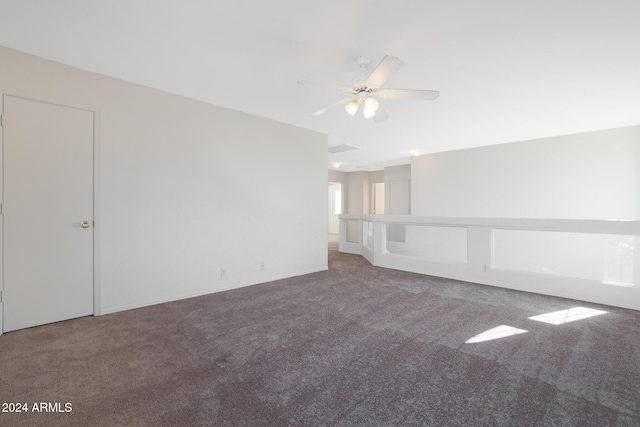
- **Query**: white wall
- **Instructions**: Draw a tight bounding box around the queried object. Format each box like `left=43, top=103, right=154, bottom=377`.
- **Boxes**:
left=345, top=172, right=370, bottom=242
left=384, top=165, right=411, bottom=241
left=411, top=126, right=640, bottom=220
left=0, top=45, right=328, bottom=315
left=384, top=165, right=411, bottom=215
left=369, top=170, right=384, bottom=184
left=404, top=127, right=640, bottom=310
left=347, top=171, right=371, bottom=215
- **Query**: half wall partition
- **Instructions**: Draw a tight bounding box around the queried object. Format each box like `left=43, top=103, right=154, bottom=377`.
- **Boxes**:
left=338, top=214, right=640, bottom=311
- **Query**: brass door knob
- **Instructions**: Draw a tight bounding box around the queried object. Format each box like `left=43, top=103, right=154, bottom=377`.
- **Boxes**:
left=81, top=221, right=91, bottom=229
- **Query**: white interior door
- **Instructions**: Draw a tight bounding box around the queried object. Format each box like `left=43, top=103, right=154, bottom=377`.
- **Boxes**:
left=2, top=95, right=94, bottom=332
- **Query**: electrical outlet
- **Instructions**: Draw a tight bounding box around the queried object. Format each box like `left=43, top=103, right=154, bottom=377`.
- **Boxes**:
left=260, top=261, right=265, bottom=270
left=220, top=268, right=226, bottom=278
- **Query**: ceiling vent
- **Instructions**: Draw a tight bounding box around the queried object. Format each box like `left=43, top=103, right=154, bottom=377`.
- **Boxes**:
left=328, top=144, right=359, bottom=154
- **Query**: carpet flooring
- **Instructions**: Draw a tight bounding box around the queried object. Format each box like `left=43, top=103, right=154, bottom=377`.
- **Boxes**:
left=1, top=234, right=639, bottom=426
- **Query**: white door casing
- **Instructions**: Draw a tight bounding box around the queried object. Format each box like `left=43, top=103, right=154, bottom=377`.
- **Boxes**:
left=2, top=95, right=94, bottom=332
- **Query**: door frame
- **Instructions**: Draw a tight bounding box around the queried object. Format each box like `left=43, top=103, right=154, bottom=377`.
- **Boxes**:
left=0, top=92, right=102, bottom=335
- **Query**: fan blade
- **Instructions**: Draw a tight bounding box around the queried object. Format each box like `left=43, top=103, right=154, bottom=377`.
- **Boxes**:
left=312, top=98, right=353, bottom=116
left=298, top=79, right=351, bottom=92
left=365, top=55, right=404, bottom=89
left=377, top=88, right=440, bottom=100
left=373, top=104, right=389, bottom=122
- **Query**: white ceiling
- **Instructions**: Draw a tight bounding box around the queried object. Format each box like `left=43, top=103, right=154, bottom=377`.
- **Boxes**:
left=1, top=1, right=639, bottom=171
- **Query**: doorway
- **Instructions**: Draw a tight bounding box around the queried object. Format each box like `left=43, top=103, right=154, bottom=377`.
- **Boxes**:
left=328, top=182, right=342, bottom=234
left=372, top=182, right=385, bottom=214
left=2, top=95, right=95, bottom=332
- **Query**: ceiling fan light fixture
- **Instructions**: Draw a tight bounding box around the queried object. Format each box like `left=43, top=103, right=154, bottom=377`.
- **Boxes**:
left=299, top=55, right=439, bottom=122
left=344, top=99, right=360, bottom=116
left=362, top=97, right=379, bottom=118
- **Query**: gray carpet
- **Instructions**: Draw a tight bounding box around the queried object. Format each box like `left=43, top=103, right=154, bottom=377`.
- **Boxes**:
left=1, top=234, right=639, bottom=426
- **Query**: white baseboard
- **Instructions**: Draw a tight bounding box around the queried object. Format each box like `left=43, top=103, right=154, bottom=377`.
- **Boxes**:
left=99, top=266, right=328, bottom=316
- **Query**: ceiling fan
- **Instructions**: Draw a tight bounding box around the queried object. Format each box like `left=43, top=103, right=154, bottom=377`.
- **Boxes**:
left=298, top=55, right=439, bottom=122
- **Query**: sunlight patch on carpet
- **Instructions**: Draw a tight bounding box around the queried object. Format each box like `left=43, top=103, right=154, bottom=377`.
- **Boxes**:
left=528, top=307, right=607, bottom=325
left=465, top=325, right=528, bottom=344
